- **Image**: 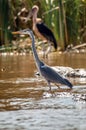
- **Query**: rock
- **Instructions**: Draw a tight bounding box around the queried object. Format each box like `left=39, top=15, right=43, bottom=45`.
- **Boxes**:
left=35, top=66, right=86, bottom=78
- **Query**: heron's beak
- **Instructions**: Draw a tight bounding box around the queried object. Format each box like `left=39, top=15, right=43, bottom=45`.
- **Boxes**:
left=12, top=31, right=21, bottom=35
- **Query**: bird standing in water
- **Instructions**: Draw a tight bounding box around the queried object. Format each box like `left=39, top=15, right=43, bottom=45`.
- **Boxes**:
left=12, top=29, right=73, bottom=91
left=25, top=5, right=57, bottom=58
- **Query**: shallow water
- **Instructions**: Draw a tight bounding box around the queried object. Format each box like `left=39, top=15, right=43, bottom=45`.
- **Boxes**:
left=0, top=52, right=86, bottom=130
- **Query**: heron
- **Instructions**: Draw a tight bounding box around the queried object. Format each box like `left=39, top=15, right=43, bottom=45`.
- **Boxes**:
left=12, top=29, right=73, bottom=91
left=25, top=5, right=57, bottom=57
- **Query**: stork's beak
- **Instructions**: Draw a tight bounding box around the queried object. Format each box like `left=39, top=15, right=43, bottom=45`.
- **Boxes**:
left=12, top=31, right=21, bottom=35
left=28, top=10, right=33, bottom=19
left=24, top=9, right=33, bottom=23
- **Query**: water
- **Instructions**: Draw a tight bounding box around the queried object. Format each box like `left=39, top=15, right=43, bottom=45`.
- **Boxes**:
left=0, top=52, right=86, bottom=130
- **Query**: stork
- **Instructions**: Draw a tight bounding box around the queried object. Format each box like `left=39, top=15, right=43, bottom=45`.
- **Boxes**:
left=25, top=5, right=57, bottom=57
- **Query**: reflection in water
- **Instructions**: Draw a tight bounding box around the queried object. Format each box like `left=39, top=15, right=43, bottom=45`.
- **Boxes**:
left=0, top=53, right=86, bottom=130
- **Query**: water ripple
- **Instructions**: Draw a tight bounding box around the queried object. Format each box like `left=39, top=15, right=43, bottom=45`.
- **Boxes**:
left=0, top=77, right=44, bottom=84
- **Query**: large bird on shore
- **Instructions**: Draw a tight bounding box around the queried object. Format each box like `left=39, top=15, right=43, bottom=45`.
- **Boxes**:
left=25, top=5, right=57, bottom=57
left=12, top=29, right=73, bottom=91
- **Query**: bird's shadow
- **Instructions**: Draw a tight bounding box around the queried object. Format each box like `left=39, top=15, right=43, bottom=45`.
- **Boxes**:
left=42, top=86, right=73, bottom=98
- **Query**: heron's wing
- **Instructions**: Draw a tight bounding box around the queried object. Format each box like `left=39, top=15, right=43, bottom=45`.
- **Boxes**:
left=41, top=65, right=73, bottom=88
left=36, top=22, right=57, bottom=49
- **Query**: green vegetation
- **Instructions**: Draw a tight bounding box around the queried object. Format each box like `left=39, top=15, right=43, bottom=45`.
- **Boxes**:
left=0, top=0, right=9, bottom=46
left=0, top=0, right=86, bottom=51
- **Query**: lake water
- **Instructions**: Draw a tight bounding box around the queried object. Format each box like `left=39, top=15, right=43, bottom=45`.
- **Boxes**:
left=0, top=52, right=86, bottom=130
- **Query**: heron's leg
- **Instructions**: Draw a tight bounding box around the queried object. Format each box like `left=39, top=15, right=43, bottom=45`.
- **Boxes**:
left=47, top=81, right=51, bottom=91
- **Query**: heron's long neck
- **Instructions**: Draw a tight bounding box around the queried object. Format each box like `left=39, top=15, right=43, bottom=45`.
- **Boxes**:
left=31, top=33, right=40, bottom=69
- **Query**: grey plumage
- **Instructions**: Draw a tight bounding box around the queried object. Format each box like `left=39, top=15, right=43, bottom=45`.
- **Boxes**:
left=12, top=29, right=73, bottom=90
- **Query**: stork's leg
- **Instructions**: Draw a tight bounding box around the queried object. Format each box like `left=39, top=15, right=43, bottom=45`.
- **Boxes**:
left=41, top=42, right=46, bottom=58
left=45, top=42, right=52, bottom=58
left=41, top=41, right=52, bottom=58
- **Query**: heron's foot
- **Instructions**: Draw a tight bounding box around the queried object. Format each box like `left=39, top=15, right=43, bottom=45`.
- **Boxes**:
left=47, top=81, right=52, bottom=91
left=54, top=83, right=60, bottom=89
left=48, top=84, right=51, bottom=91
